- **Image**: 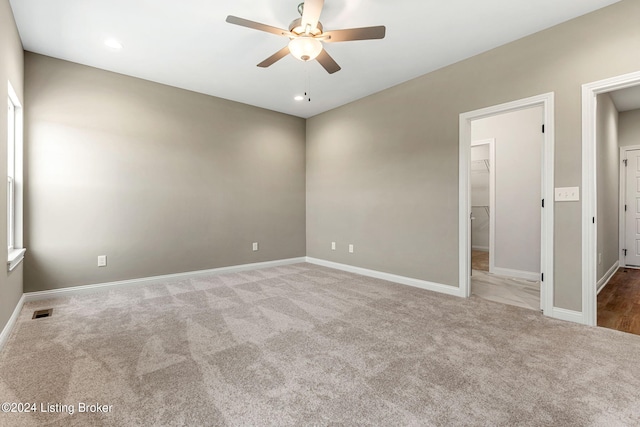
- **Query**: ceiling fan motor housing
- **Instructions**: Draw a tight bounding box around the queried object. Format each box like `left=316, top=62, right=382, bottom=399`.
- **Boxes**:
left=289, top=18, right=323, bottom=36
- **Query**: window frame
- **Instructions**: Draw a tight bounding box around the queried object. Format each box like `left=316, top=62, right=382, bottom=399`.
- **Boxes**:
left=7, top=82, right=24, bottom=271
left=7, top=97, right=15, bottom=252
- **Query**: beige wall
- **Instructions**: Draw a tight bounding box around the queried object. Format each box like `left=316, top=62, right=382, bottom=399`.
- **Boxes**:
left=307, top=0, right=640, bottom=311
left=596, top=93, right=619, bottom=283
left=472, top=106, right=543, bottom=276
left=619, top=109, right=640, bottom=147
left=12, top=0, right=640, bottom=312
left=24, top=53, right=306, bottom=292
left=0, top=0, right=24, bottom=333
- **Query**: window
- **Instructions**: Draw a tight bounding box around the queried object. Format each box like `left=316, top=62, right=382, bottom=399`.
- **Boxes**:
left=7, top=97, right=15, bottom=252
left=7, top=82, right=24, bottom=271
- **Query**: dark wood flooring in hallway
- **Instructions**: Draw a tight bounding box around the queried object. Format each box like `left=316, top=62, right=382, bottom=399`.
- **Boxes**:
left=598, top=267, right=640, bottom=336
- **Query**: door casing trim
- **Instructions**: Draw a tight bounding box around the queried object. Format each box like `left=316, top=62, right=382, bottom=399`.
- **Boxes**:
left=583, top=71, right=640, bottom=326
left=459, top=92, right=554, bottom=317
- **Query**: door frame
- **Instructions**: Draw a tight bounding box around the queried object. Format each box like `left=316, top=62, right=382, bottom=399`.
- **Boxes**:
left=459, top=92, right=554, bottom=316
left=470, top=138, right=496, bottom=274
left=619, top=145, right=640, bottom=269
left=582, top=71, right=640, bottom=326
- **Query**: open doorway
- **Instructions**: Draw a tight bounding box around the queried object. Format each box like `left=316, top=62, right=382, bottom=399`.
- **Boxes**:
left=470, top=108, right=542, bottom=311
left=582, top=71, right=640, bottom=328
left=583, top=73, right=640, bottom=334
left=470, top=138, right=494, bottom=274
left=459, top=93, right=554, bottom=317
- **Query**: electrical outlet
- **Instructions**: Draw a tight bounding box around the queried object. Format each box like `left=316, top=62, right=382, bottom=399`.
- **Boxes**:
left=331, top=242, right=336, bottom=250
left=348, top=244, right=354, bottom=253
left=598, top=253, right=602, bottom=265
left=97, top=255, right=107, bottom=267
left=252, top=242, right=258, bottom=251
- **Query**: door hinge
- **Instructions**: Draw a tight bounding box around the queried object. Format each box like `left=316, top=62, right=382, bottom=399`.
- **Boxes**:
left=624, top=249, right=628, bottom=256
left=624, top=159, right=628, bottom=167
left=542, top=199, right=545, bottom=208
left=542, top=124, right=545, bottom=133
left=625, top=204, right=628, bottom=212
left=593, top=217, right=595, bottom=224
left=541, top=273, right=544, bottom=282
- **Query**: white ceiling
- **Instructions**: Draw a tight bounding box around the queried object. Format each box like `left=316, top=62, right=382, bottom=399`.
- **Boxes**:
left=610, top=85, right=640, bottom=112
left=9, top=0, right=621, bottom=118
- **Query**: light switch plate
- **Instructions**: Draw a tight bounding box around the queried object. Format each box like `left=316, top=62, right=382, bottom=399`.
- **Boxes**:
left=555, top=187, right=580, bottom=202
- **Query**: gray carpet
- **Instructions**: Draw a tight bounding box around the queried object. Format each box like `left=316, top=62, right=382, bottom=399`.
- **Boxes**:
left=1, top=262, right=639, bottom=426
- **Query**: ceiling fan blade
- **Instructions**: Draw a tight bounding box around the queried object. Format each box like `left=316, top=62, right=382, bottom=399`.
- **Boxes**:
left=323, top=26, right=386, bottom=42
left=316, top=49, right=341, bottom=74
left=226, top=15, right=291, bottom=37
left=257, top=46, right=291, bottom=68
left=301, top=0, right=324, bottom=31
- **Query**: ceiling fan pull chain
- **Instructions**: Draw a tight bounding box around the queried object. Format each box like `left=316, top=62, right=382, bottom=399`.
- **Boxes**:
left=307, top=66, right=311, bottom=102
left=302, top=63, right=309, bottom=102
left=302, top=63, right=310, bottom=102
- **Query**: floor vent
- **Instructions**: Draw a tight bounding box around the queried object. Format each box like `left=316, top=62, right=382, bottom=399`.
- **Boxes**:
left=32, top=309, right=53, bottom=319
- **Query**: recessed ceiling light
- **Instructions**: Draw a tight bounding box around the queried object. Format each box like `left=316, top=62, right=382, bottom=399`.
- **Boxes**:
left=294, top=95, right=304, bottom=101
left=104, top=38, right=123, bottom=50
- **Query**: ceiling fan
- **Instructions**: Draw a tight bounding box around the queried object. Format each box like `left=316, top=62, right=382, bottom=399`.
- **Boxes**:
left=225, top=0, right=386, bottom=74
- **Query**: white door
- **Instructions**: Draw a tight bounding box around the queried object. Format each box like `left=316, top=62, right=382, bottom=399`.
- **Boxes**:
left=625, top=149, right=640, bottom=267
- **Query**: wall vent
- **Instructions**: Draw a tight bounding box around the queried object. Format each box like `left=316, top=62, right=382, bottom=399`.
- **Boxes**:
left=32, top=309, right=53, bottom=319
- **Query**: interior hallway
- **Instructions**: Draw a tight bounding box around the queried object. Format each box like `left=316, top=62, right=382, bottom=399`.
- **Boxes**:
left=598, top=267, right=640, bottom=336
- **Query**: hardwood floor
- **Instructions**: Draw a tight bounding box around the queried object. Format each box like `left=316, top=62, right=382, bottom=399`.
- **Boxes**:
left=598, top=267, right=640, bottom=336
left=471, top=250, right=489, bottom=271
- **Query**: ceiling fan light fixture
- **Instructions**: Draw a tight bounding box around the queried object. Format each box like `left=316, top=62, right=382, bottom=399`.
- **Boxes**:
left=288, top=36, right=323, bottom=62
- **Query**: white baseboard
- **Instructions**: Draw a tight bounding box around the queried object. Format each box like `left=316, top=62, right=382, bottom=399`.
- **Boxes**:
left=472, top=246, right=489, bottom=252
left=24, top=257, right=307, bottom=302
left=0, top=294, right=25, bottom=352
left=597, top=261, right=619, bottom=295
left=550, top=307, right=587, bottom=325
left=492, top=267, right=539, bottom=282
left=306, top=257, right=463, bottom=297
